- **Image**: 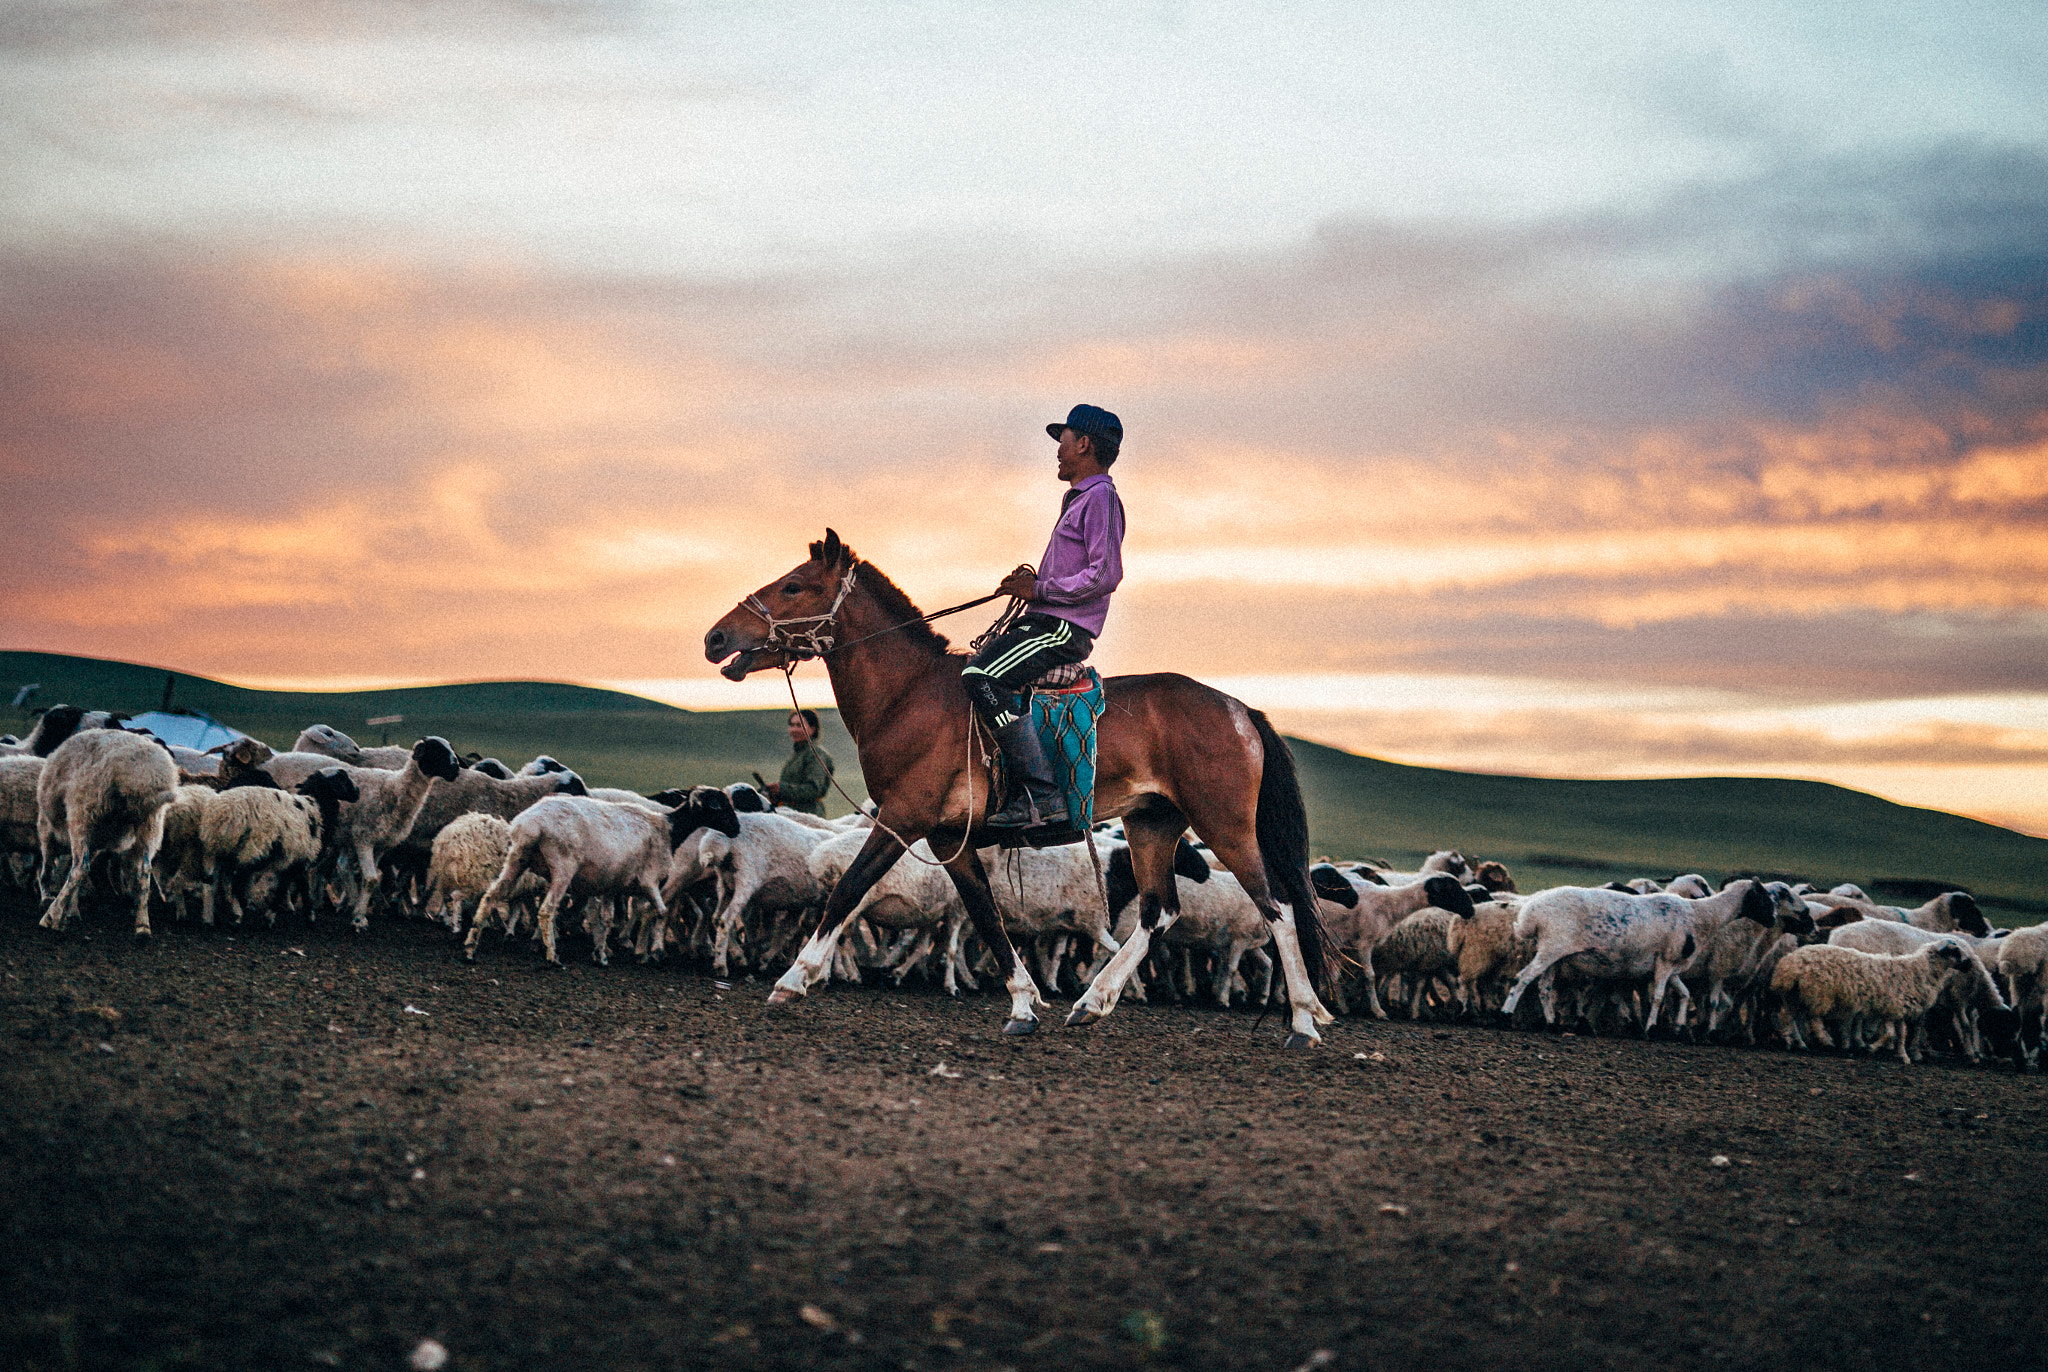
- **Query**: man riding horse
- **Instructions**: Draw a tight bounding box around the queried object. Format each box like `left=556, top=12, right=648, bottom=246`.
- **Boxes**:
left=965, top=403, right=1126, bottom=845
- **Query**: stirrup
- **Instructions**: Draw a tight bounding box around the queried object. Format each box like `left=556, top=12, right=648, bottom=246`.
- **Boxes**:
left=998, top=819, right=1085, bottom=850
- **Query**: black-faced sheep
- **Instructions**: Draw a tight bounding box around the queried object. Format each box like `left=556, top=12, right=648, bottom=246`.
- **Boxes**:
left=325, top=738, right=463, bottom=929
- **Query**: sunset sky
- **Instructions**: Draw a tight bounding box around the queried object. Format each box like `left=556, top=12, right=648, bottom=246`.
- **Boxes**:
left=4, top=2, right=2046, bottom=832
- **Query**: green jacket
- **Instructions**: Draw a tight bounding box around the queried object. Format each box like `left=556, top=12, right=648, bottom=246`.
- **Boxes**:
left=777, top=739, right=835, bottom=816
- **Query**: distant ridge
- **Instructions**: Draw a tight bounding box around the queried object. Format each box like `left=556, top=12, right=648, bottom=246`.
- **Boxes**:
left=6, top=650, right=2044, bottom=915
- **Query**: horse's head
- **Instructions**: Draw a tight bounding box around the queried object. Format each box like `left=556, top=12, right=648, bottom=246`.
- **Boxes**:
left=705, top=528, right=857, bottom=680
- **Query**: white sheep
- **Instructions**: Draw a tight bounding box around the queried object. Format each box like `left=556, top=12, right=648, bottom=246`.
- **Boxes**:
left=36, top=730, right=180, bottom=937
left=1769, top=940, right=1986, bottom=1063
left=683, top=811, right=841, bottom=977
left=1, top=755, right=47, bottom=890
left=323, top=738, right=464, bottom=929
left=467, top=792, right=734, bottom=966
left=798, top=830, right=974, bottom=993
left=293, top=724, right=415, bottom=770
left=1802, top=889, right=1990, bottom=937
left=1102, top=844, right=1273, bottom=1009
left=980, top=839, right=1129, bottom=995
left=1501, top=880, right=1775, bottom=1034
left=1310, top=867, right=1478, bottom=1017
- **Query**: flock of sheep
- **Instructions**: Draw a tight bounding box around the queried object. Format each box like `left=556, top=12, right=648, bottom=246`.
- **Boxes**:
left=3, top=702, right=2042, bottom=1071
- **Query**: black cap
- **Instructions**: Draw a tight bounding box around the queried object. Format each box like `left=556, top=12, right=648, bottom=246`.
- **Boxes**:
left=1047, top=403, right=1122, bottom=445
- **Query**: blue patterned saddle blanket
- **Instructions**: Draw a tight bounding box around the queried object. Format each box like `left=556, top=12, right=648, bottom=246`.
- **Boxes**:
left=1028, top=667, right=1103, bottom=831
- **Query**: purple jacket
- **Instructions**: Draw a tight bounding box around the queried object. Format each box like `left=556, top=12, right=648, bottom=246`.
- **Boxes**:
left=1030, top=472, right=1124, bottom=638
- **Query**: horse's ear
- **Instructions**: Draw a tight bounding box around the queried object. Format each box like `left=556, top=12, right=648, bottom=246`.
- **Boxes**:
left=822, top=528, right=844, bottom=565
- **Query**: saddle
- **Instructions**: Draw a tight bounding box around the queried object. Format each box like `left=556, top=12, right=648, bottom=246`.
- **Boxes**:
left=1026, top=660, right=1092, bottom=691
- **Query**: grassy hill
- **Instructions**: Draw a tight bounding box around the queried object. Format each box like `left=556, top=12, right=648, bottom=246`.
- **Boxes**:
left=7, top=650, right=2044, bottom=921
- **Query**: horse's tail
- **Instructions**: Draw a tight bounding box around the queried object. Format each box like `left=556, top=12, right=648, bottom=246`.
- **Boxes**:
left=1250, top=708, right=1335, bottom=997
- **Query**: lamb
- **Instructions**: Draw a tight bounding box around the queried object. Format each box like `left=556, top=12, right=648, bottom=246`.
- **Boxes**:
left=1501, top=880, right=1775, bottom=1034
left=1310, top=867, right=1478, bottom=1017
left=467, top=789, right=740, bottom=965
left=323, top=738, right=464, bottom=929
left=1769, top=940, right=1985, bottom=1063
left=1373, top=909, right=1466, bottom=1018
left=150, top=784, right=224, bottom=923
left=1802, top=890, right=1990, bottom=937
left=423, top=813, right=519, bottom=936
left=35, top=729, right=180, bottom=937
left=1826, top=919, right=2019, bottom=1062
left=1446, top=892, right=1531, bottom=1017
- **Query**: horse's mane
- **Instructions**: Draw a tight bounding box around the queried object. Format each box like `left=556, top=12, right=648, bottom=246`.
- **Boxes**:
left=809, top=536, right=952, bottom=654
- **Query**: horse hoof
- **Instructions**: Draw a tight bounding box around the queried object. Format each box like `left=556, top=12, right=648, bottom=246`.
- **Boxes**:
left=765, top=987, right=802, bottom=1008
left=1064, top=1004, right=1101, bottom=1028
left=1002, top=1017, right=1037, bottom=1036
left=1282, top=1032, right=1319, bottom=1050
left=133, top=929, right=151, bottom=943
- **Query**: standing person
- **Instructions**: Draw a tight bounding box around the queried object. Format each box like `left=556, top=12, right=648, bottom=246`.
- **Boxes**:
left=766, top=708, right=835, bottom=816
left=962, top=403, right=1126, bottom=840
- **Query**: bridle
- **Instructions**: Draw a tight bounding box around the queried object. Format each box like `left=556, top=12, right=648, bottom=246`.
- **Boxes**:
left=737, top=564, right=862, bottom=662
left=734, top=561, right=1012, bottom=663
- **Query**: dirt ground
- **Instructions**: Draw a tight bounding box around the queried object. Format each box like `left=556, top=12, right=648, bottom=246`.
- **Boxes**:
left=3, top=892, right=2044, bottom=1372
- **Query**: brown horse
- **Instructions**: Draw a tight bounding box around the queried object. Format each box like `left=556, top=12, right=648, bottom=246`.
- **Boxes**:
left=704, top=530, right=1337, bottom=1047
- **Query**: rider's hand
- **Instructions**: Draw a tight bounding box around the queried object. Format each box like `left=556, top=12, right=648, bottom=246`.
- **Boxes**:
left=764, top=783, right=782, bottom=801
left=998, top=567, right=1037, bottom=600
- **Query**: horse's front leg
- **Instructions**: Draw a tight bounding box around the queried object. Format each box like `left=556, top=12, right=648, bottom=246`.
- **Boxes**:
left=941, top=837, right=1046, bottom=1034
left=767, top=828, right=906, bottom=1005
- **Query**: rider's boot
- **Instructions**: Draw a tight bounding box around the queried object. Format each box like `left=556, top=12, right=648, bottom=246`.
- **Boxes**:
left=984, top=715, right=1069, bottom=834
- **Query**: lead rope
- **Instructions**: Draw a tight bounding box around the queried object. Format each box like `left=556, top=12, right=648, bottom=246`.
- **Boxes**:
left=779, top=662, right=984, bottom=869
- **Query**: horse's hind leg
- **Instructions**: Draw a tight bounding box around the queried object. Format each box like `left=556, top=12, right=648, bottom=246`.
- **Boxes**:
left=1198, top=825, right=1334, bottom=1044
left=1069, top=819, right=1185, bottom=1026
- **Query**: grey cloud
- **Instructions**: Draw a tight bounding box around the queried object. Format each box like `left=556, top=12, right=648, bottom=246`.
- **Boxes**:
left=0, top=0, right=642, bottom=52
left=1107, top=587, right=2048, bottom=702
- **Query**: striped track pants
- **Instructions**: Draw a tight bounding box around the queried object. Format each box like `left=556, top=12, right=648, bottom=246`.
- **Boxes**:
left=960, top=613, right=1093, bottom=727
